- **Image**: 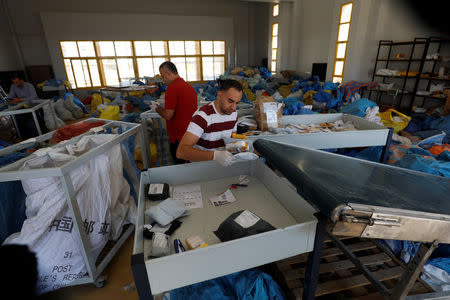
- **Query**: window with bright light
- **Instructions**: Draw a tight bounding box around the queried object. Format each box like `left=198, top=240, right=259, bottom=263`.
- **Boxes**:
left=60, top=40, right=226, bottom=88
left=332, top=2, right=353, bottom=83
left=270, top=23, right=279, bottom=73
left=273, top=4, right=279, bottom=17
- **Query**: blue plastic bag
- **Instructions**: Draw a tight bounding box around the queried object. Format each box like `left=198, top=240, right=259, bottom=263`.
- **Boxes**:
left=171, top=269, right=285, bottom=300
left=342, top=98, right=377, bottom=117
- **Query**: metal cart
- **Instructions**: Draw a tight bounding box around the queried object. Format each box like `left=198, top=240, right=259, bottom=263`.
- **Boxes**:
left=0, top=99, right=51, bottom=138
left=0, top=119, right=147, bottom=288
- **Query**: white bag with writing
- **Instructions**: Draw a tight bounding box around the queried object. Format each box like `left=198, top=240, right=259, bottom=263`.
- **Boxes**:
left=4, top=134, right=135, bottom=294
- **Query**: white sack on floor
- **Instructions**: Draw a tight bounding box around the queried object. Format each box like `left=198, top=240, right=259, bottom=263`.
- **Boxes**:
left=54, top=99, right=75, bottom=121
left=4, top=134, right=135, bottom=294
left=43, top=102, right=65, bottom=131
left=63, top=94, right=85, bottom=119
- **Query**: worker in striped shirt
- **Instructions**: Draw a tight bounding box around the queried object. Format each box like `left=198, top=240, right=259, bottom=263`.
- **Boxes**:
left=177, top=79, right=242, bottom=166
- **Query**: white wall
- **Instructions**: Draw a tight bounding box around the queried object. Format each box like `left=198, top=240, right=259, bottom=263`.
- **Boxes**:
left=281, top=0, right=448, bottom=82
left=0, top=1, right=21, bottom=71
left=341, top=0, right=445, bottom=82
left=3, top=0, right=269, bottom=75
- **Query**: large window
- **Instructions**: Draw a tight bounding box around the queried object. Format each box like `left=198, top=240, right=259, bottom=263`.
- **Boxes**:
left=60, top=40, right=226, bottom=88
left=270, top=23, right=279, bottom=73
left=332, top=2, right=353, bottom=83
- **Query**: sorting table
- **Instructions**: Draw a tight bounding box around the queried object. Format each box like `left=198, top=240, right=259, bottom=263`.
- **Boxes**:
left=242, top=113, right=393, bottom=163
left=131, top=159, right=317, bottom=298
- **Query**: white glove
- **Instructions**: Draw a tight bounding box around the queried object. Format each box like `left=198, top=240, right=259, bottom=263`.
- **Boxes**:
left=213, top=151, right=237, bottom=167
left=150, top=101, right=159, bottom=111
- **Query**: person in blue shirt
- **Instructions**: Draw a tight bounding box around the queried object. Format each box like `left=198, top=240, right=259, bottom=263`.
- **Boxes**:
left=8, top=74, right=45, bottom=139
left=8, top=74, right=38, bottom=105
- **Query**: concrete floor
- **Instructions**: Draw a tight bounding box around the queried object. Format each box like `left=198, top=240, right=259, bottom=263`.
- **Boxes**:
left=39, top=233, right=139, bottom=300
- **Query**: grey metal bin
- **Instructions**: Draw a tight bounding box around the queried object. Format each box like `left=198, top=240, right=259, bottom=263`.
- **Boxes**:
left=132, top=159, right=317, bottom=298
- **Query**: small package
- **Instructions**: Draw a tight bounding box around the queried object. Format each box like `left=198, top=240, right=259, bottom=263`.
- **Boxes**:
left=144, top=198, right=188, bottom=226
left=214, top=210, right=276, bottom=242
left=146, top=183, right=170, bottom=201
left=226, top=140, right=249, bottom=153
left=185, top=235, right=208, bottom=250
left=149, top=232, right=170, bottom=257
left=254, top=96, right=283, bottom=131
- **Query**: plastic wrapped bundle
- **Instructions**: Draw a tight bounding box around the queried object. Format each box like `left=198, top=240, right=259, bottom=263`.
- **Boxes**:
left=63, top=94, right=85, bottom=119
left=53, top=99, right=75, bottom=121
left=43, top=102, right=65, bottom=131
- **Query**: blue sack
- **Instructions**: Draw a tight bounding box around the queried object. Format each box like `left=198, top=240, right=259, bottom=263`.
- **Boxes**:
left=342, top=98, right=377, bottom=117
left=170, top=269, right=285, bottom=300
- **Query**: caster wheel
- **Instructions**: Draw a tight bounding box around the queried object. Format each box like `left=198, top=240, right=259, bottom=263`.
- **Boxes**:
left=93, top=275, right=107, bottom=288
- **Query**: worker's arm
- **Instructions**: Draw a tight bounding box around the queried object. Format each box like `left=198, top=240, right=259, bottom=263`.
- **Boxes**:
left=7, top=86, right=21, bottom=103
left=176, top=132, right=214, bottom=162
left=158, top=85, right=176, bottom=120
left=155, top=106, right=175, bottom=120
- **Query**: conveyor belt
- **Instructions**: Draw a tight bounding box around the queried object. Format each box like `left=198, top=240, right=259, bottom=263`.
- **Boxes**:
left=254, top=139, right=450, bottom=243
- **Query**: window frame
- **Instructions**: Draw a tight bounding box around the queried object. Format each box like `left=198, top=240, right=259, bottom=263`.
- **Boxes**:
left=332, top=2, right=353, bottom=83
left=272, top=3, right=279, bottom=17
left=59, top=39, right=227, bottom=89
left=270, top=22, right=279, bottom=73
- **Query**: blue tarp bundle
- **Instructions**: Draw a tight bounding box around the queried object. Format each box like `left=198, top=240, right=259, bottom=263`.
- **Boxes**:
left=44, top=78, right=63, bottom=87
left=124, top=96, right=150, bottom=111
left=282, top=97, right=314, bottom=115
left=404, top=115, right=450, bottom=143
left=170, top=269, right=285, bottom=300
left=342, top=98, right=377, bottom=117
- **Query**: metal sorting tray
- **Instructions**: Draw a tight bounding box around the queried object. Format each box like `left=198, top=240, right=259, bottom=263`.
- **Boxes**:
left=133, top=159, right=317, bottom=295
left=243, top=113, right=390, bottom=150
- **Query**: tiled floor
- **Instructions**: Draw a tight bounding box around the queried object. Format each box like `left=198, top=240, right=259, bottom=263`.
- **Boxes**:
left=39, top=233, right=139, bottom=300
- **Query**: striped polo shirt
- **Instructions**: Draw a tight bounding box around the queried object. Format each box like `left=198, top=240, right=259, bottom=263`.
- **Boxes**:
left=186, top=101, right=237, bottom=151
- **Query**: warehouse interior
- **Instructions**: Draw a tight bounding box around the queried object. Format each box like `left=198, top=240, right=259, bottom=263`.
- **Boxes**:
left=0, top=0, right=449, bottom=299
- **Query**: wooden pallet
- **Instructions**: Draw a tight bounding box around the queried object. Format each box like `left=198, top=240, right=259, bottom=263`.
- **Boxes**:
left=274, top=237, right=434, bottom=299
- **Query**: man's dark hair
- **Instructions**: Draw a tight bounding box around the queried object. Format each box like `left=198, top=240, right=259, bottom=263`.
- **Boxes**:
left=159, top=61, right=178, bottom=75
left=10, top=73, right=24, bottom=81
left=218, top=79, right=243, bottom=92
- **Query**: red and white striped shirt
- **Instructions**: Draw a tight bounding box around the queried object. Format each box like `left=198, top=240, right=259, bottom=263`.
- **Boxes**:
left=186, top=101, right=237, bottom=151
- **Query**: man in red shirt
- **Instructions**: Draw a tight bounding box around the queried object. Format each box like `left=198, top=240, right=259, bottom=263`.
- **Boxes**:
left=155, top=61, right=197, bottom=164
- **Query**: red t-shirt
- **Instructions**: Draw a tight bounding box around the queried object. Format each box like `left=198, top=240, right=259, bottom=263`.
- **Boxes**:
left=165, top=77, right=198, bottom=143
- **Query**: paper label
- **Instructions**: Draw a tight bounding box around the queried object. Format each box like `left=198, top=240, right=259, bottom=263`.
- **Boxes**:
left=263, top=102, right=278, bottom=113
left=266, top=111, right=278, bottom=128
left=172, top=185, right=203, bottom=209
left=210, top=189, right=237, bottom=207
left=149, top=183, right=164, bottom=195
left=234, top=210, right=260, bottom=228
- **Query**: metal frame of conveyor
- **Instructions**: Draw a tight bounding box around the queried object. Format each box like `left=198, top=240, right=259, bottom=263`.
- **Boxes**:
left=302, top=208, right=446, bottom=300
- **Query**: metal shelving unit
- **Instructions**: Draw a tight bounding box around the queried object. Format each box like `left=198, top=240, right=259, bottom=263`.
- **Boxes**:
left=369, top=38, right=428, bottom=110
left=0, top=119, right=147, bottom=289
left=369, top=37, right=450, bottom=111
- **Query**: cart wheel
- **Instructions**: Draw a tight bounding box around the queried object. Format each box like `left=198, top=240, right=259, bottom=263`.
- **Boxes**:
left=94, top=275, right=107, bottom=288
